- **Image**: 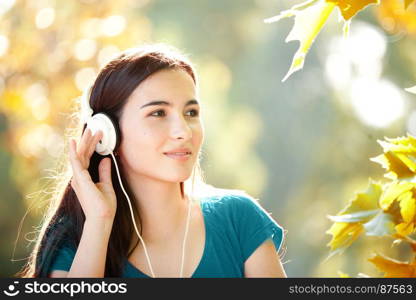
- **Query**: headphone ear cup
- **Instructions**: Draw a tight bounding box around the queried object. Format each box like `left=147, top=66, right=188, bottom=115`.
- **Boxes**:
left=86, top=113, right=120, bottom=156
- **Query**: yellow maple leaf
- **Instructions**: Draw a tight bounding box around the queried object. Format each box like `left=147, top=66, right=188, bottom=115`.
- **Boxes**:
left=370, top=135, right=416, bottom=180
left=395, top=222, right=414, bottom=236
left=264, top=0, right=385, bottom=81
left=339, top=180, right=381, bottom=214
left=326, top=0, right=380, bottom=20
left=264, top=0, right=336, bottom=82
left=398, top=191, right=416, bottom=223
left=380, top=135, right=416, bottom=153
left=379, top=181, right=415, bottom=210
left=326, top=180, right=391, bottom=254
left=327, top=180, right=381, bottom=225
left=368, top=253, right=416, bottom=277
left=326, top=0, right=380, bottom=21
left=326, top=222, right=364, bottom=252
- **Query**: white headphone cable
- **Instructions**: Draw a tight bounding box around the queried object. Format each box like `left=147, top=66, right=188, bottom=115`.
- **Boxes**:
left=180, top=192, right=192, bottom=277
left=109, top=151, right=192, bottom=278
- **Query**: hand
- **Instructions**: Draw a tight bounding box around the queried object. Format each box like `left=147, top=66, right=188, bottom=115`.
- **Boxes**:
left=69, top=128, right=117, bottom=221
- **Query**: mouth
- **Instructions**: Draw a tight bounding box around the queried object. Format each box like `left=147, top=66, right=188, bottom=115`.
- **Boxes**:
left=163, top=151, right=192, bottom=161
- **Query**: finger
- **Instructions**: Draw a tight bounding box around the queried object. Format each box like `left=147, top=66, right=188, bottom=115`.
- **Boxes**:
left=69, top=138, right=85, bottom=180
left=69, top=138, right=95, bottom=195
left=99, top=157, right=113, bottom=185
left=87, top=130, right=103, bottom=159
left=77, top=127, right=93, bottom=158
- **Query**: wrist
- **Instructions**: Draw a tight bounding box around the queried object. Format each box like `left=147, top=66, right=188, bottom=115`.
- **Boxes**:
left=84, top=217, right=114, bottom=234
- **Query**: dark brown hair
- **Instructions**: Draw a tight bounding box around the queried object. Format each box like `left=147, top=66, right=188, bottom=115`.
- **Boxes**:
left=17, top=43, right=205, bottom=277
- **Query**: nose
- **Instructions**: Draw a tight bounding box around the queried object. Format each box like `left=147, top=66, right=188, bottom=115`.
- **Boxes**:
left=170, top=115, right=193, bottom=140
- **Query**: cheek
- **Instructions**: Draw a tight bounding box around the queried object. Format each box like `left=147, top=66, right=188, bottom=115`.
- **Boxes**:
left=122, top=126, right=158, bottom=153
left=191, top=124, right=204, bottom=147
left=137, top=129, right=162, bottom=148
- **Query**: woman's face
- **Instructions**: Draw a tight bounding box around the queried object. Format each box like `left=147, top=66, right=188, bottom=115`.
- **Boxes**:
left=118, top=68, right=204, bottom=183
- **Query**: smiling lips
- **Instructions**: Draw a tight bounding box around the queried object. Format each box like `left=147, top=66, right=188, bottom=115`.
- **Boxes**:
left=163, top=148, right=192, bottom=161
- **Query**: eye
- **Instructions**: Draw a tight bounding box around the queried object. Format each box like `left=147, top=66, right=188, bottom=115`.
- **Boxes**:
left=186, top=109, right=199, bottom=117
left=150, top=110, right=166, bottom=117
left=149, top=109, right=199, bottom=118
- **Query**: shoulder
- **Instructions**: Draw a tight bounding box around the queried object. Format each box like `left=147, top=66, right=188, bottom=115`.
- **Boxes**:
left=197, top=187, right=285, bottom=257
left=198, top=187, right=272, bottom=222
left=199, top=186, right=264, bottom=207
left=198, top=187, right=252, bottom=207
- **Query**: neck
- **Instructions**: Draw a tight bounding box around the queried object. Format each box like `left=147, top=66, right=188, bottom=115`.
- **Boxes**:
left=124, top=173, right=190, bottom=245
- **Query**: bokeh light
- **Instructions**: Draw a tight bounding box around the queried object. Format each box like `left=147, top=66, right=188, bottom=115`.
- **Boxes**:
left=350, top=78, right=406, bottom=128
left=35, top=7, right=55, bottom=29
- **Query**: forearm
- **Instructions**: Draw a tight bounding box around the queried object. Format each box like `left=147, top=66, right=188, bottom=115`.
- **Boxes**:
left=67, top=218, right=113, bottom=278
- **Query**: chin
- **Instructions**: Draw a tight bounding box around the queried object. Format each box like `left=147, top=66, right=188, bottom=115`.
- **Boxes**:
left=175, top=174, right=192, bottom=182
left=165, top=172, right=192, bottom=183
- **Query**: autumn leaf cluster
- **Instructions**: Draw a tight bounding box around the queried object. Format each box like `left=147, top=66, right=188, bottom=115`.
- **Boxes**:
left=327, top=135, right=416, bottom=277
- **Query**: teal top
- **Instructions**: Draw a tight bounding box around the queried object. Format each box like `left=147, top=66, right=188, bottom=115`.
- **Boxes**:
left=48, top=194, right=285, bottom=278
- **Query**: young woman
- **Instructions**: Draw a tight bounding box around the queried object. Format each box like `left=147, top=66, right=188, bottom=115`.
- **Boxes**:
left=18, top=44, right=287, bottom=278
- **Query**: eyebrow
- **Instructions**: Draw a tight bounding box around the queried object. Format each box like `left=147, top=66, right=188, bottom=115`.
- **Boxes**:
left=140, top=99, right=199, bottom=109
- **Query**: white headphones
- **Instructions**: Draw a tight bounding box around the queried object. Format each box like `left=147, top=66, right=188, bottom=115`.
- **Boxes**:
left=80, top=85, right=120, bottom=156
left=79, top=84, right=192, bottom=278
